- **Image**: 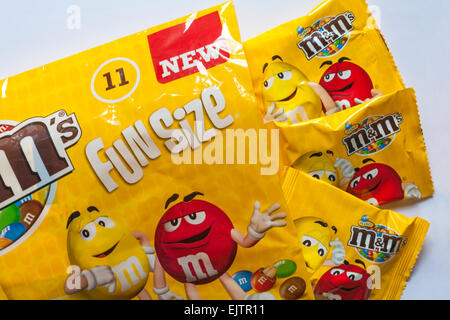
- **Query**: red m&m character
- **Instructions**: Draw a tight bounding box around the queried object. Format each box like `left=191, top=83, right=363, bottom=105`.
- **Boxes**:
left=154, top=192, right=237, bottom=285
left=153, top=192, right=287, bottom=300
left=346, top=159, right=421, bottom=207
left=314, top=260, right=371, bottom=300
left=319, top=57, right=381, bottom=110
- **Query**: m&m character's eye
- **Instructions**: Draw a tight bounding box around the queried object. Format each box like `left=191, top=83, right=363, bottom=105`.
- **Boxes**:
left=301, top=235, right=318, bottom=247
left=363, top=169, right=378, bottom=180
left=327, top=171, right=337, bottom=182
left=324, top=73, right=336, bottom=82
left=80, top=222, right=96, bottom=241
left=309, top=170, right=324, bottom=180
left=337, top=70, right=352, bottom=80
left=350, top=177, right=361, bottom=188
left=164, top=218, right=181, bottom=232
left=317, top=243, right=328, bottom=257
left=331, top=268, right=345, bottom=276
left=94, top=217, right=115, bottom=228
left=346, top=271, right=363, bottom=281
left=277, top=71, right=292, bottom=80
left=264, top=76, right=274, bottom=90
left=184, top=211, right=206, bottom=225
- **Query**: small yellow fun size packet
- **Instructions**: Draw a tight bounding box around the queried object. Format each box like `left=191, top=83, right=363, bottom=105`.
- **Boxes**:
left=283, top=168, right=429, bottom=300
left=0, top=2, right=313, bottom=300
left=280, top=88, right=433, bottom=207
left=244, top=0, right=404, bottom=126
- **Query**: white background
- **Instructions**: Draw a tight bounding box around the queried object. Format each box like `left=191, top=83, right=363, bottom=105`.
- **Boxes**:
left=0, top=0, right=448, bottom=300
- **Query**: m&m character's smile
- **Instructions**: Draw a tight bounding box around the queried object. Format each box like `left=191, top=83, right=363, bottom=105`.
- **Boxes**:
left=319, top=57, right=381, bottom=110
left=314, top=260, right=371, bottom=300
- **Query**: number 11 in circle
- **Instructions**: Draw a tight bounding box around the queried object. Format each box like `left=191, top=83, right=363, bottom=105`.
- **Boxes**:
left=103, top=68, right=130, bottom=91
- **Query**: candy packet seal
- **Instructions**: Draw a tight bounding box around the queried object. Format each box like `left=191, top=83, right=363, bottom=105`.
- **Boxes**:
left=282, top=167, right=430, bottom=300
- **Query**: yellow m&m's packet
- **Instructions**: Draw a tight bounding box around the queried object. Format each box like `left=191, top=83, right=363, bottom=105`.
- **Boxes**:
left=244, top=0, right=404, bottom=125
left=0, top=2, right=313, bottom=300
left=279, top=88, right=433, bottom=207
left=283, top=168, right=429, bottom=300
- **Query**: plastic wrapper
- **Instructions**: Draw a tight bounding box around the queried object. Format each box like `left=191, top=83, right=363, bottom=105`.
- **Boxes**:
left=278, top=89, right=433, bottom=207
left=244, top=0, right=404, bottom=126
left=0, top=2, right=313, bottom=300
left=283, top=167, right=429, bottom=300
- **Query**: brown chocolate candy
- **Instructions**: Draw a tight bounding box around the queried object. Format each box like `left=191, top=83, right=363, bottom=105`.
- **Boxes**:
left=19, top=200, right=43, bottom=229
left=279, top=277, right=306, bottom=300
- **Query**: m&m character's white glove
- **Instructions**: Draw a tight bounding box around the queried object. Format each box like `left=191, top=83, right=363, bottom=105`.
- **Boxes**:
left=81, top=265, right=116, bottom=293
left=404, top=183, right=422, bottom=200
left=142, top=246, right=156, bottom=272
left=366, top=198, right=380, bottom=207
left=330, top=238, right=346, bottom=266
left=247, top=201, right=287, bottom=240
left=245, top=292, right=276, bottom=300
left=264, top=103, right=288, bottom=124
left=335, top=158, right=355, bottom=179
left=153, top=285, right=184, bottom=300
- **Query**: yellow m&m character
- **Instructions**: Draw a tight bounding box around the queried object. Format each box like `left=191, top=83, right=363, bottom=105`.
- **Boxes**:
left=292, top=151, right=355, bottom=188
left=64, top=206, right=155, bottom=300
left=261, top=56, right=337, bottom=124
left=294, top=217, right=345, bottom=274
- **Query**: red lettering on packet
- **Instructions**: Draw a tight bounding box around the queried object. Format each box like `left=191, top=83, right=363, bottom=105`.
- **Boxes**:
left=148, top=11, right=230, bottom=84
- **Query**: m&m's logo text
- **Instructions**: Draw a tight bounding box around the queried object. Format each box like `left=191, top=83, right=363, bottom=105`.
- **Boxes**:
left=348, top=216, right=407, bottom=263
left=0, top=111, right=81, bottom=210
left=342, top=113, right=403, bottom=156
left=297, top=11, right=355, bottom=60
left=148, top=11, right=230, bottom=83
